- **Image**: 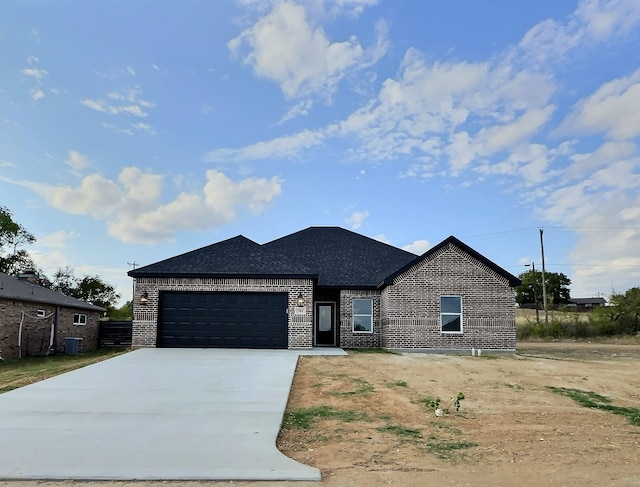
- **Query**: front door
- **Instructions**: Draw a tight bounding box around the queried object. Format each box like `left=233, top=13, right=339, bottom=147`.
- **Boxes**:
left=315, top=302, right=336, bottom=346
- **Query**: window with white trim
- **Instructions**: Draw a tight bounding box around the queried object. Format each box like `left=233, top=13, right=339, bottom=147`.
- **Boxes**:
left=73, top=313, right=87, bottom=326
left=37, top=309, right=46, bottom=317
left=440, top=296, right=462, bottom=333
left=352, top=298, right=373, bottom=333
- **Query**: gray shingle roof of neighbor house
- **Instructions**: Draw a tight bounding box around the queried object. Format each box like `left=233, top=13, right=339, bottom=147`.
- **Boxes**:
left=128, top=227, right=521, bottom=289
left=569, top=297, right=607, bottom=306
left=128, top=235, right=318, bottom=279
left=380, top=235, right=522, bottom=288
left=0, top=272, right=106, bottom=312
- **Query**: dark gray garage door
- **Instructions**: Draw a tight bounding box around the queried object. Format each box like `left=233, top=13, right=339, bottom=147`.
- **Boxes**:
left=159, top=292, right=288, bottom=349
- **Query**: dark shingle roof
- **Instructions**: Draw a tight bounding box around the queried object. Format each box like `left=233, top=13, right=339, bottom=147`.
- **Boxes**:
left=0, top=272, right=105, bottom=311
left=569, top=297, right=606, bottom=305
left=380, top=235, right=521, bottom=287
left=128, top=235, right=316, bottom=278
left=128, top=228, right=520, bottom=289
left=263, top=227, right=417, bottom=288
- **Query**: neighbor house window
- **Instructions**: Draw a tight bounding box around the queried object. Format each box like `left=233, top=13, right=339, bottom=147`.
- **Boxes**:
left=37, top=309, right=46, bottom=317
left=73, top=313, right=87, bottom=326
left=440, top=296, right=462, bottom=333
left=353, top=299, right=373, bottom=333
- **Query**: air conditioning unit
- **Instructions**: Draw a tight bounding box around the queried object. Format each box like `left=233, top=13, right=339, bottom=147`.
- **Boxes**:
left=64, top=337, right=84, bottom=355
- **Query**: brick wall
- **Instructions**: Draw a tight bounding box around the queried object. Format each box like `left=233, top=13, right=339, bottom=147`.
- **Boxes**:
left=380, top=243, right=516, bottom=351
left=132, top=277, right=314, bottom=348
left=339, top=290, right=382, bottom=348
left=0, top=298, right=100, bottom=359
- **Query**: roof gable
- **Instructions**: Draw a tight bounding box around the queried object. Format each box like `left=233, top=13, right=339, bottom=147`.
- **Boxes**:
left=380, top=235, right=521, bottom=288
left=264, top=227, right=417, bottom=287
left=128, top=235, right=315, bottom=278
left=0, top=272, right=105, bottom=311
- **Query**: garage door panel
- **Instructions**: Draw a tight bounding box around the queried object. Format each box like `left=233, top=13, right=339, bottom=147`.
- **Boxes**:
left=159, top=292, right=288, bottom=349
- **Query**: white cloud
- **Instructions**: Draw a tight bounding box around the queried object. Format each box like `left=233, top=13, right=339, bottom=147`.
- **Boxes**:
left=372, top=233, right=390, bottom=244
left=21, top=57, right=48, bottom=101
left=21, top=67, right=48, bottom=80
left=516, top=0, right=640, bottom=68
left=66, top=150, right=91, bottom=170
left=203, top=129, right=325, bottom=163
left=277, top=99, right=314, bottom=124
left=131, top=122, right=156, bottom=135
left=557, top=68, right=640, bottom=140
left=6, top=168, right=282, bottom=244
left=345, top=210, right=369, bottom=229
left=229, top=0, right=387, bottom=98
left=81, top=87, right=155, bottom=118
left=402, top=239, right=430, bottom=255
left=38, top=230, right=77, bottom=249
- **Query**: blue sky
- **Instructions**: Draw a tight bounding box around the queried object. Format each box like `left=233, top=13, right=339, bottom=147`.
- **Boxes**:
left=2, top=0, right=640, bottom=304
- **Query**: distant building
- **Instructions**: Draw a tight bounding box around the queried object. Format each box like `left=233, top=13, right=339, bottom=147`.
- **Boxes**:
left=568, top=297, right=606, bottom=311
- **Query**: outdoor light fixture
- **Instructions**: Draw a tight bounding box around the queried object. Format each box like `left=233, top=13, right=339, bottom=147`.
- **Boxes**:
left=296, top=293, right=304, bottom=307
left=140, top=291, right=149, bottom=304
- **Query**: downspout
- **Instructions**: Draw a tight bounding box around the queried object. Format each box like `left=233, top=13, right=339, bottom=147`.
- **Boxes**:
left=53, top=306, right=60, bottom=354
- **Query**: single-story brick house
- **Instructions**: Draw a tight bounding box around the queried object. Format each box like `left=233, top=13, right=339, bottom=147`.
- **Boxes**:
left=0, top=272, right=104, bottom=359
left=129, top=227, right=521, bottom=353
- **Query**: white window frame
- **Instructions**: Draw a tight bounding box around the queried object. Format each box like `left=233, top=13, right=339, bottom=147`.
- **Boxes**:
left=37, top=309, right=46, bottom=317
left=440, top=295, right=463, bottom=334
left=352, top=298, right=373, bottom=334
left=73, top=313, right=87, bottom=326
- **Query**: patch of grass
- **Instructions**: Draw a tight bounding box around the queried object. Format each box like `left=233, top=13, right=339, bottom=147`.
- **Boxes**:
left=0, top=348, right=128, bottom=394
left=426, top=440, right=477, bottom=460
left=281, top=405, right=370, bottom=430
left=386, top=380, right=408, bottom=388
left=329, top=376, right=375, bottom=396
left=346, top=348, right=395, bottom=354
left=433, top=420, right=462, bottom=435
left=377, top=424, right=422, bottom=440
left=547, top=386, right=640, bottom=427
left=505, top=382, right=524, bottom=390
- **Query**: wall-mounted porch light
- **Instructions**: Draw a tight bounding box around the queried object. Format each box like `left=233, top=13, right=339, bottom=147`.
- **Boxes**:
left=296, top=292, right=305, bottom=307
left=139, top=291, right=149, bottom=304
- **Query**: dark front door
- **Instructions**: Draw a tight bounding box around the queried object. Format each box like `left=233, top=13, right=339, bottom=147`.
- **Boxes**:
left=315, top=302, right=336, bottom=346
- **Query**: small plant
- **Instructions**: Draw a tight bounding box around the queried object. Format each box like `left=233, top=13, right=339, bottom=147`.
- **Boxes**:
left=424, top=392, right=465, bottom=416
left=451, top=392, right=465, bottom=412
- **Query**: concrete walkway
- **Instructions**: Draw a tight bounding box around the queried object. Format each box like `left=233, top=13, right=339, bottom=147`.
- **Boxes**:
left=0, top=347, right=346, bottom=481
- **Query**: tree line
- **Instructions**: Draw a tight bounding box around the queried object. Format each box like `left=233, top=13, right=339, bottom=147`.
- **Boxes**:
left=515, top=267, right=640, bottom=338
left=0, top=206, right=130, bottom=319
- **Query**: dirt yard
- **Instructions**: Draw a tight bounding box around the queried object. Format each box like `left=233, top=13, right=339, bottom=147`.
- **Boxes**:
left=2, top=342, right=639, bottom=487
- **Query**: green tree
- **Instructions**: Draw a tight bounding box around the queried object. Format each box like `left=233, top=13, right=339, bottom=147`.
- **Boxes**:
left=109, top=301, right=133, bottom=320
left=608, top=287, right=640, bottom=334
left=0, top=206, right=36, bottom=275
left=51, top=267, right=121, bottom=313
left=516, top=270, right=571, bottom=307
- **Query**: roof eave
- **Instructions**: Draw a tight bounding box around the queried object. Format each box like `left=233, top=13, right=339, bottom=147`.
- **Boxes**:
left=130, top=272, right=319, bottom=280
left=378, top=236, right=522, bottom=289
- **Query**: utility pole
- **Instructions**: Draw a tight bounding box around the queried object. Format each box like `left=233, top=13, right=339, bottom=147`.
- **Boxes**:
left=525, top=262, right=540, bottom=324
left=127, top=261, right=138, bottom=303
left=539, top=228, right=548, bottom=325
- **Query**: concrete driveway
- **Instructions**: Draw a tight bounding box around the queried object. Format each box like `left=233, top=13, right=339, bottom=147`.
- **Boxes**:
left=0, top=347, right=346, bottom=481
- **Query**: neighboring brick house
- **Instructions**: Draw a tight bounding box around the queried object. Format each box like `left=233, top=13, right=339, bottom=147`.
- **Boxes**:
left=0, top=272, right=104, bottom=360
left=129, top=227, right=520, bottom=353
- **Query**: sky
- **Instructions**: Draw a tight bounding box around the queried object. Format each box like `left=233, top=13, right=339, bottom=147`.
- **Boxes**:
left=1, top=0, right=640, bottom=305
